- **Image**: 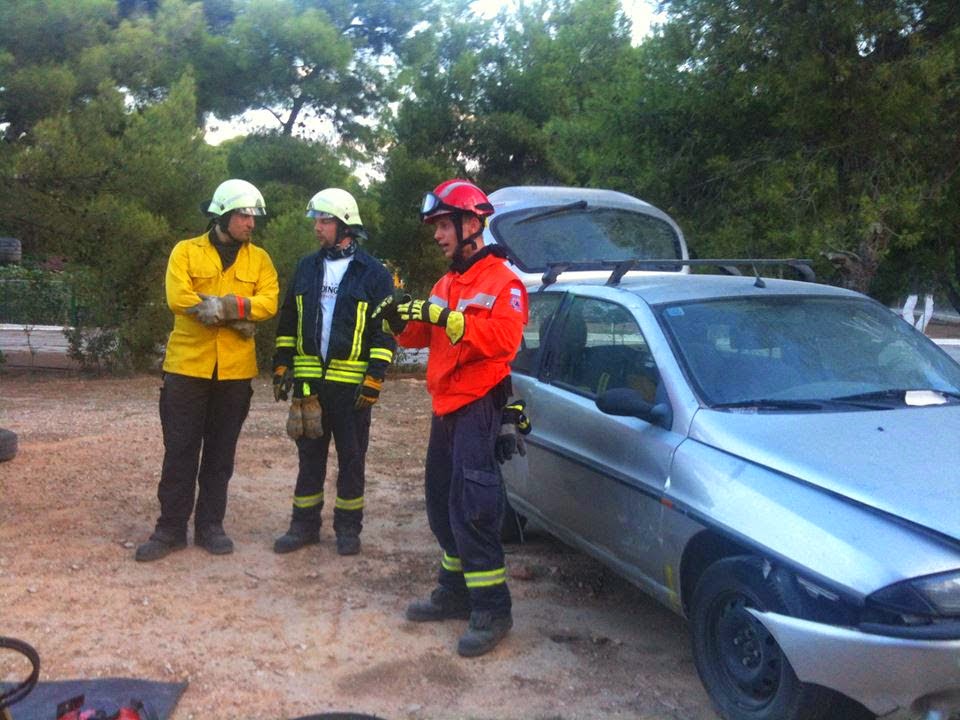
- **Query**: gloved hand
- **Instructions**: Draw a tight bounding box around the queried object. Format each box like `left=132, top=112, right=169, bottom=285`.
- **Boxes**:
left=273, top=366, right=293, bottom=402
left=495, top=400, right=531, bottom=464
left=226, top=319, right=256, bottom=338
left=219, top=293, right=251, bottom=320
left=186, top=294, right=251, bottom=325
left=502, top=399, right=531, bottom=435
left=495, top=424, right=526, bottom=464
left=186, top=294, right=224, bottom=326
left=397, top=298, right=465, bottom=344
left=371, top=291, right=412, bottom=334
left=354, top=374, right=383, bottom=409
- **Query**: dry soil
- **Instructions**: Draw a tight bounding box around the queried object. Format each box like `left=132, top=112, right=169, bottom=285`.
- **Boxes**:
left=0, top=371, right=716, bottom=720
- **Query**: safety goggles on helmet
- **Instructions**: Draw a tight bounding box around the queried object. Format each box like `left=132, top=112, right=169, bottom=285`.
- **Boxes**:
left=233, top=206, right=267, bottom=216
left=419, top=193, right=460, bottom=220
left=419, top=180, right=494, bottom=222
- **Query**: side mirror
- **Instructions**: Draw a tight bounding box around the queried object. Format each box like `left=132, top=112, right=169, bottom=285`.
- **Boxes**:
left=596, top=388, right=671, bottom=429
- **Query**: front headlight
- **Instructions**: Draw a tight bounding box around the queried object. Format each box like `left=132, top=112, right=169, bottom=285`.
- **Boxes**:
left=869, top=569, right=960, bottom=618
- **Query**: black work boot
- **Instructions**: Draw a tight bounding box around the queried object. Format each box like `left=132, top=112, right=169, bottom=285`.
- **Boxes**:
left=195, top=524, right=234, bottom=555
left=134, top=529, right=187, bottom=562
left=457, top=610, right=513, bottom=657
left=273, top=520, right=321, bottom=554
left=335, top=534, right=361, bottom=556
left=405, top=587, right=472, bottom=622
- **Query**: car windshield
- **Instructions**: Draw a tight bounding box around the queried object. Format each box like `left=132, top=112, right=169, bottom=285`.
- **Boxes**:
left=491, top=206, right=682, bottom=272
left=658, top=295, right=960, bottom=408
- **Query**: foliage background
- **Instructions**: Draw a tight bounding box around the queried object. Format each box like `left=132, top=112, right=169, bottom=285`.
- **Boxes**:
left=1, top=0, right=958, bottom=371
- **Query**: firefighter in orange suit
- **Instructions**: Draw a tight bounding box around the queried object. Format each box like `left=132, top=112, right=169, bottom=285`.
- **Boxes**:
left=373, top=179, right=528, bottom=657
left=136, top=179, right=279, bottom=562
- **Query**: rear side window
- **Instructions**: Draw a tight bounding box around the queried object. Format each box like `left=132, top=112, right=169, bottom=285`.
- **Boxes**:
left=512, top=293, right=564, bottom=376
left=548, top=296, right=661, bottom=402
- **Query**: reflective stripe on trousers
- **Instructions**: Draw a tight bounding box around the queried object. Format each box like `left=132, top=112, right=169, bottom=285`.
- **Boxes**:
left=424, top=388, right=511, bottom=615
left=290, top=382, right=371, bottom=536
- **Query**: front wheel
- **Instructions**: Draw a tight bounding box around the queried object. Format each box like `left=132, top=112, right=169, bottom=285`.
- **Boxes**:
left=690, top=556, right=834, bottom=720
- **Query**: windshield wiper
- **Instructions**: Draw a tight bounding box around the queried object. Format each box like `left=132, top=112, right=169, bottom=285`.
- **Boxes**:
left=515, top=200, right=588, bottom=225
left=712, top=399, right=826, bottom=411
left=829, top=389, right=960, bottom=406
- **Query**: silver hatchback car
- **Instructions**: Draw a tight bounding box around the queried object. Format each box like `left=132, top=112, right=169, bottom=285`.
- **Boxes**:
left=486, top=188, right=960, bottom=720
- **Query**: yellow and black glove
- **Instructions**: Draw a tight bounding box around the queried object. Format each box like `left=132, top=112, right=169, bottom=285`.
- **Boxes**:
left=397, top=298, right=465, bottom=345
left=273, top=365, right=293, bottom=402
left=354, top=374, right=384, bottom=410
left=495, top=400, right=531, bottom=464
left=371, top=291, right=411, bottom=335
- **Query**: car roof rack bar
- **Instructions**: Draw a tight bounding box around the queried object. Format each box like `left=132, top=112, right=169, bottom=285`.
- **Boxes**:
left=539, top=258, right=815, bottom=289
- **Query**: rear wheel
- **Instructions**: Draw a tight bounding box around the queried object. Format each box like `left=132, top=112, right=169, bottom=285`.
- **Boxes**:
left=691, top=556, right=834, bottom=720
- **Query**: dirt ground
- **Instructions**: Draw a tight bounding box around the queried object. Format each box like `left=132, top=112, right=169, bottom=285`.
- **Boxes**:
left=0, top=370, right=717, bottom=720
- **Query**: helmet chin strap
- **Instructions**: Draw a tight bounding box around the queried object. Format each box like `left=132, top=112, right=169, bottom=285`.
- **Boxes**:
left=216, top=211, right=247, bottom=244
left=452, top=214, right=483, bottom=265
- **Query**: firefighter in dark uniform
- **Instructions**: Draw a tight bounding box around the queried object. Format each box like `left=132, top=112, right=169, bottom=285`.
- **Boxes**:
left=272, top=188, right=396, bottom=556
left=374, top=179, right=528, bottom=657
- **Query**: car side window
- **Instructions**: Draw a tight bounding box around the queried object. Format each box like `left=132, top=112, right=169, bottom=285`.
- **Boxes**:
left=550, top=296, right=661, bottom=402
left=512, top=292, right=564, bottom=376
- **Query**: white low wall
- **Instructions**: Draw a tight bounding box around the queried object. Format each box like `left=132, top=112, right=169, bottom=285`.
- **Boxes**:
left=0, top=323, right=71, bottom=354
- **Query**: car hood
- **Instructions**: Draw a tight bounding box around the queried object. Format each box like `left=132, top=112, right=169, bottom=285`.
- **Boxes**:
left=688, top=405, right=960, bottom=541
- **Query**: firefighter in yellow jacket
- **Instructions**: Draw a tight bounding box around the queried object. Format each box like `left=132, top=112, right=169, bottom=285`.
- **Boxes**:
left=136, top=179, right=279, bottom=562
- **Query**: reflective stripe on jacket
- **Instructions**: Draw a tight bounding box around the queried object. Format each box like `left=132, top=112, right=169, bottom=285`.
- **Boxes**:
left=162, top=232, right=279, bottom=380
left=273, top=247, right=396, bottom=385
left=397, top=253, right=528, bottom=415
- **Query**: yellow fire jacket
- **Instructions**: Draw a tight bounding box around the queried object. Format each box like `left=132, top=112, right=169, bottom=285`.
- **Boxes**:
left=162, top=231, right=279, bottom=380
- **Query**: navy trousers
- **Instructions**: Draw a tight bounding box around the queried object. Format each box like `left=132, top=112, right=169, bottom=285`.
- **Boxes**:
left=425, top=387, right=511, bottom=616
left=290, top=382, right=371, bottom=537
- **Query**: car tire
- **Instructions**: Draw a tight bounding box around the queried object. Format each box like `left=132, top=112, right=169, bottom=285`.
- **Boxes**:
left=501, top=496, right=527, bottom=544
left=690, top=556, right=834, bottom=720
left=0, top=428, right=17, bottom=462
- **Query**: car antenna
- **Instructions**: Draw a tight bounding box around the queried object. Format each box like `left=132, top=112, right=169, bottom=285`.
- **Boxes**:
left=752, top=265, right=766, bottom=288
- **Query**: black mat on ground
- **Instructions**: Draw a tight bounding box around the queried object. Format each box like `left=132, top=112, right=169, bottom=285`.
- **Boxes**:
left=0, top=678, right=187, bottom=720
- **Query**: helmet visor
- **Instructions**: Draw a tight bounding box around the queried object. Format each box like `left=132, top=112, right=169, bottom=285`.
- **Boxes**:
left=235, top=207, right=267, bottom=216
left=306, top=210, right=337, bottom=219
left=420, top=192, right=459, bottom=221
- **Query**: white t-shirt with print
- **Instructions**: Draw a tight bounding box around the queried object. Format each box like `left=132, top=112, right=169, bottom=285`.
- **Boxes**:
left=320, top=257, right=351, bottom=360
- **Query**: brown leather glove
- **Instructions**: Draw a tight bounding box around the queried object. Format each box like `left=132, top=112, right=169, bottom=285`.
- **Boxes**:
left=226, top=319, right=256, bottom=338
left=301, top=395, right=322, bottom=439
left=220, top=294, right=251, bottom=321
left=286, top=398, right=303, bottom=440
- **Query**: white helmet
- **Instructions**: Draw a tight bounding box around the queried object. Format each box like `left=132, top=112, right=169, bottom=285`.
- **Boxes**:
left=306, top=188, right=363, bottom=227
left=207, top=179, right=266, bottom=216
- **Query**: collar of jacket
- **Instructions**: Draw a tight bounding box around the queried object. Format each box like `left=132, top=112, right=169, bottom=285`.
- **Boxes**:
left=321, top=239, right=357, bottom=260
left=310, top=244, right=370, bottom=267
left=449, top=244, right=507, bottom=275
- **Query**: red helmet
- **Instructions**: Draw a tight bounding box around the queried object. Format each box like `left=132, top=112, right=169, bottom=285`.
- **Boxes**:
left=420, top=179, right=494, bottom=223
